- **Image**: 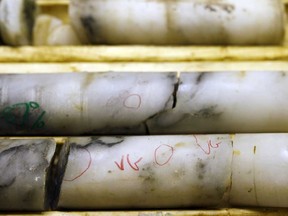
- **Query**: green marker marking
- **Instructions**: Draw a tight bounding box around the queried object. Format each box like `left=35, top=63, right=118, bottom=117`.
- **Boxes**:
left=0, top=101, right=46, bottom=130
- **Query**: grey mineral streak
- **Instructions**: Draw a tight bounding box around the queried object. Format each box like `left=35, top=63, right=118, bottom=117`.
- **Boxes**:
left=0, top=139, right=56, bottom=211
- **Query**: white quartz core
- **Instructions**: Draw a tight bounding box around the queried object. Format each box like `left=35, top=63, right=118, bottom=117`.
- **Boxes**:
left=0, top=72, right=176, bottom=135
left=69, top=0, right=285, bottom=45
left=58, top=134, right=288, bottom=208
left=148, top=71, right=288, bottom=133
left=230, top=134, right=288, bottom=207
left=2, top=71, right=288, bottom=135
left=58, top=135, right=232, bottom=209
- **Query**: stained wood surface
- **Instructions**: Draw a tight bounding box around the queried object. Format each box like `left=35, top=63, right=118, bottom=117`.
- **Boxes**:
left=0, top=46, right=288, bottom=63
left=0, top=61, right=287, bottom=73
left=2, top=209, right=288, bottom=216
left=36, top=0, right=288, bottom=6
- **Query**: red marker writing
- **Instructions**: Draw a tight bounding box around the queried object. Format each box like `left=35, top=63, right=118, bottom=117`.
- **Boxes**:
left=115, top=154, right=143, bottom=171
left=64, top=148, right=92, bottom=182
left=193, top=135, right=221, bottom=155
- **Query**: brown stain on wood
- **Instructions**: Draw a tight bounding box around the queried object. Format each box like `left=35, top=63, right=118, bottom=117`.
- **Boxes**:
left=1, top=46, right=288, bottom=63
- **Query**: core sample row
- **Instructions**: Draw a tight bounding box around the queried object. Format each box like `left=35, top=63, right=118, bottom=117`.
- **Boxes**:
left=1, top=134, right=288, bottom=211
left=1, top=71, right=288, bottom=135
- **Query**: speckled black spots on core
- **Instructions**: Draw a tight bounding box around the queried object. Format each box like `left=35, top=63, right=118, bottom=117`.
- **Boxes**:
left=196, top=159, right=207, bottom=180
left=172, top=168, right=186, bottom=180
left=193, top=105, right=222, bottom=119
left=139, top=166, right=155, bottom=182
left=204, top=3, right=235, bottom=14
left=139, top=164, right=157, bottom=193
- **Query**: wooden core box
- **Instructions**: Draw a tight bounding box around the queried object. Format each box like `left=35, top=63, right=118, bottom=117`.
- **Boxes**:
left=1, top=0, right=288, bottom=215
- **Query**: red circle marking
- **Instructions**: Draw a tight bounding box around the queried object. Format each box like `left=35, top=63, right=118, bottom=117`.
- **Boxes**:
left=123, top=94, right=141, bottom=109
left=154, top=144, right=174, bottom=166
left=64, top=148, right=92, bottom=182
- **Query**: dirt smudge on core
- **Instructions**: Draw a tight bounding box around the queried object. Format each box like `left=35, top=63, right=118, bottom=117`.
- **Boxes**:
left=82, top=73, right=97, bottom=89
left=175, top=142, right=186, bottom=148
left=196, top=159, right=207, bottom=180
left=139, top=164, right=157, bottom=193
left=196, top=0, right=235, bottom=14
